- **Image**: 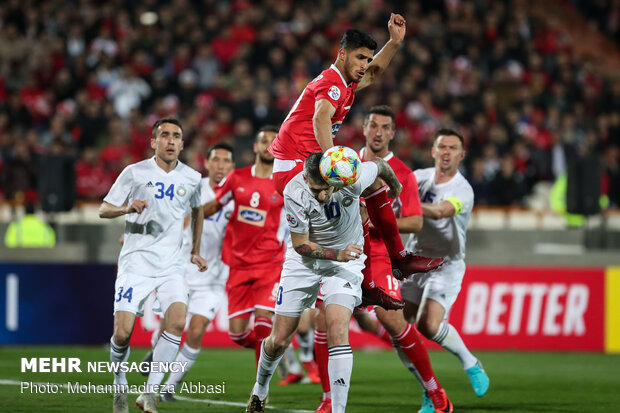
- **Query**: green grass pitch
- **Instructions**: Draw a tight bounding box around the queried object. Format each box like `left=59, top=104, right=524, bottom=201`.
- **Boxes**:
left=1, top=346, right=619, bottom=412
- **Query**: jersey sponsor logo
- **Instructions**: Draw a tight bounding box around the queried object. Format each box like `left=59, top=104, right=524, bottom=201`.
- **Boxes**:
left=331, top=122, right=342, bottom=136
left=286, top=213, right=298, bottom=227
left=176, top=185, right=187, bottom=197
left=146, top=181, right=154, bottom=187
left=238, top=205, right=267, bottom=227
left=328, top=85, right=341, bottom=100
left=342, top=196, right=354, bottom=207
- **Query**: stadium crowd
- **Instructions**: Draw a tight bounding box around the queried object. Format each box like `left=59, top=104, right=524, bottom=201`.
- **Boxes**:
left=0, top=0, right=618, bottom=208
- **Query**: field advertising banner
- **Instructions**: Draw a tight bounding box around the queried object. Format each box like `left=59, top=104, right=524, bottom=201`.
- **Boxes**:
left=0, top=263, right=613, bottom=351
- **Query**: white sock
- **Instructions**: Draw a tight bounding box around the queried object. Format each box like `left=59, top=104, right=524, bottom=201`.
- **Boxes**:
left=150, top=326, right=160, bottom=348
left=328, top=345, right=353, bottom=413
left=252, top=341, right=284, bottom=400
left=285, top=346, right=303, bottom=375
left=391, top=337, right=425, bottom=390
left=297, top=331, right=314, bottom=363
left=110, top=337, right=130, bottom=388
left=147, top=331, right=181, bottom=393
left=432, top=321, right=478, bottom=369
left=165, top=343, right=200, bottom=389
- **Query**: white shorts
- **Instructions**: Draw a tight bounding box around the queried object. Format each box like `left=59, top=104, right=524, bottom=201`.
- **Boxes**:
left=187, top=284, right=226, bottom=321
left=113, top=272, right=188, bottom=317
left=275, top=255, right=365, bottom=317
left=400, top=259, right=466, bottom=315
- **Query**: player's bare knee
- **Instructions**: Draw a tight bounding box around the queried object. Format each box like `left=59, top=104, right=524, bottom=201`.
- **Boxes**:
left=113, top=327, right=132, bottom=346
left=417, top=318, right=439, bottom=339
left=326, top=319, right=348, bottom=346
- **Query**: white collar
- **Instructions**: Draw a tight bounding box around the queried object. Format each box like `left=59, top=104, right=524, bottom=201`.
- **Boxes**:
left=360, top=147, right=393, bottom=162
left=330, top=64, right=349, bottom=87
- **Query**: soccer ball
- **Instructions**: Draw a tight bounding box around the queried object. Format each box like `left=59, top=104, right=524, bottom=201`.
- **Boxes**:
left=319, top=146, right=361, bottom=187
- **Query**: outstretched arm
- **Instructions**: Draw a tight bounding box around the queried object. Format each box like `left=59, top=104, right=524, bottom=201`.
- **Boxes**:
left=361, top=157, right=402, bottom=199
left=291, top=232, right=362, bottom=262
left=99, top=200, right=148, bottom=218
left=422, top=199, right=459, bottom=219
left=357, top=13, right=406, bottom=91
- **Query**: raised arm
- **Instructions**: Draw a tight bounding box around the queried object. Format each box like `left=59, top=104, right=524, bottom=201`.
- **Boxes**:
left=357, top=13, right=406, bottom=91
left=367, top=157, right=402, bottom=199
left=313, top=99, right=337, bottom=152
left=99, top=200, right=148, bottom=218
left=291, top=232, right=362, bottom=262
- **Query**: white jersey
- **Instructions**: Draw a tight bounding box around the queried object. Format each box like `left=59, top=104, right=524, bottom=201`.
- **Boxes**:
left=405, top=167, right=474, bottom=261
left=283, top=162, right=377, bottom=270
left=104, top=157, right=202, bottom=277
left=183, top=178, right=234, bottom=288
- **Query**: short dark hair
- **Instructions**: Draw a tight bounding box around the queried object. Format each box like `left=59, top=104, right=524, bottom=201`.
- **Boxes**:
left=207, top=142, right=234, bottom=161
left=304, top=152, right=327, bottom=185
left=340, top=29, right=378, bottom=51
left=364, top=105, right=396, bottom=129
left=434, top=128, right=464, bottom=147
left=152, top=117, right=183, bottom=139
left=256, top=124, right=279, bottom=141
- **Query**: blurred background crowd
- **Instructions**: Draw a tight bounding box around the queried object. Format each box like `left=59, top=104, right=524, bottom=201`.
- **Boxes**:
left=0, top=0, right=619, bottom=210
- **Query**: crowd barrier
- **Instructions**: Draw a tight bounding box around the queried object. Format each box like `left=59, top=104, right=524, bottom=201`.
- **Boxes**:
left=1, top=263, right=618, bottom=353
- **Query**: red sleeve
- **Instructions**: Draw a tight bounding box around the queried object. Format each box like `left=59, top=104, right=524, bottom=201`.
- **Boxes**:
left=400, top=171, right=422, bottom=217
left=314, top=78, right=345, bottom=107
left=215, top=170, right=236, bottom=205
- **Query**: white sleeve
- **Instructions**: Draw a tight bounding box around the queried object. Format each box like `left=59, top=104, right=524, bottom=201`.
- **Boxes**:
left=189, top=181, right=201, bottom=208
left=284, top=192, right=310, bottom=234
left=356, top=162, right=379, bottom=193
left=457, top=185, right=475, bottom=215
left=103, top=166, right=133, bottom=206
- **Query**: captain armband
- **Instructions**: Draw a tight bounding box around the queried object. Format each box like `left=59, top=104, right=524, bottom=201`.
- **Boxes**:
left=445, top=197, right=463, bottom=216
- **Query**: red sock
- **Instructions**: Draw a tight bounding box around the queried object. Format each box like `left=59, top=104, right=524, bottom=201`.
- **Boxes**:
left=314, top=330, right=330, bottom=394
left=394, top=324, right=439, bottom=388
left=229, top=329, right=257, bottom=349
left=375, top=323, right=392, bottom=345
left=365, top=187, right=406, bottom=260
left=361, top=219, right=375, bottom=290
left=254, top=316, right=273, bottom=365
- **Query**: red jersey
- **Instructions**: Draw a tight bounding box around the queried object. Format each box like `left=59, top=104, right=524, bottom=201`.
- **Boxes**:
left=217, top=165, right=285, bottom=270
left=270, top=65, right=358, bottom=160
left=360, top=148, right=422, bottom=258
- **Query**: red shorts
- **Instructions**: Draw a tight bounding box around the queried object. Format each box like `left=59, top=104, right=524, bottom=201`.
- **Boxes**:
left=370, top=254, right=402, bottom=301
left=274, top=162, right=304, bottom=196
left=226, top=265, right=283, bottom=319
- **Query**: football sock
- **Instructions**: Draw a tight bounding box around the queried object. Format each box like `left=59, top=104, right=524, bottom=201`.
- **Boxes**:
left=296, top=330, right=315, bottom=363
left=361, top=219, right=375, bottom=289
left=229, top=329, right=257, bottom=349
left=254, top=316, right=273, bottom=364
left=110, top=336, right=130, bottom=387
left=375, top=323, right=392, bottom=345
left=253, top=341, right=284, bottom=400
left=147, top=331, right=181, bottom=393
left=165, top=343, right=200, bottom=388
left=314, top=330, right=330, bottom=395
left=328, top=345, right=353, bottom=413
left=394, top=324, right=439, bottom=392
left=391, top=337, right=425, bottom=387
left=432, top=321, right=478, bottom=369
left=150, top=326, right=160, bottom=348
left=365, top=186, right=406, bottom=259
left=285, top=345, right=303, bottom=375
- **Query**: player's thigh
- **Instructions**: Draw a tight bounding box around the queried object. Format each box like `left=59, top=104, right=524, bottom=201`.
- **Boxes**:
left=187, top=286, right=226, bottom=321
left=320, top=259, right=365, bottom=311
left=371, top=255, right=402, bottom=301
left=114, top=272, right=165, bottom=317
left=276, top=260, right=321, bottom=318
left=251, top=265, right=283, bottom=313
left=156, top=273, right=189, bottom=317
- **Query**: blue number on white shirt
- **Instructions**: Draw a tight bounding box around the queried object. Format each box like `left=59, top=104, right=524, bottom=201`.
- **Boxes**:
left=115, top=287, right=133, bottom=303
left=207, top=208, right=224, bottom=222
left=276, top=286, right=283, bottom=305
left=422, top=191, right=436, bottom=203
left=154, top=182, right=174, bottom=200
left=324, top=201, right=341, bottom=220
